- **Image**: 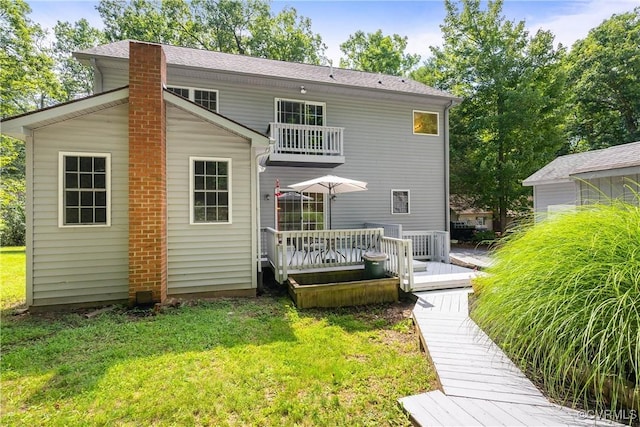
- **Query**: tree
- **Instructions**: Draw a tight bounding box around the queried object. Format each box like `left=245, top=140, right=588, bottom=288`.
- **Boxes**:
left=339, top=30, right=420, bottom=75
left=53, top=19, right=105, bottom=100
left=98, top=0, right=197, bottom=46
left=1, top=0, right=63, bottom=245
left=565, top=7, right=640, bottom=150
left=247, top=7, right=326, bottom=64
left=0, top=0, right=63, bottom=116
left=414, top=0, right=567, bottom=231
left=97, top=0, right=326, bottom=63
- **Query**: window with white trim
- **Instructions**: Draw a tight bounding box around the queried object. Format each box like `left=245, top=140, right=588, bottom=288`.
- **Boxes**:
left=59, top=152, right=110, bottom=227
left=190, top=157, right=231, bottom=224
left=276, top=190, right=325, bottom=231
left=413, top=110, right=439, bottom=136
left=168, top=86, right=218, bottom=112
left=391, top=190, right=410, bottom=214
left=275, top=99, right=325, bottom=126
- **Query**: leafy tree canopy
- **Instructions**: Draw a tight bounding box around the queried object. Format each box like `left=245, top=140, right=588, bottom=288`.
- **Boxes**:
left=339, top=29, right=420, bottom=75
left=53, top=19, right=105, bottom=101
left=414, top=0, right=567, bottom=230
left=565, top=7, right=640, bottom=151
left=0, top=0, right=63, bottom=116
left=96, top=0, right=326, bottom=64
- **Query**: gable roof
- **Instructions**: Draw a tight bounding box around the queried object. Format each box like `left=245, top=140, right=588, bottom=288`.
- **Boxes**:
left=0, top=87, right=130, bottom=140
left=75, top=40, right=459, bottom=101
left=1, top=86, right=270, bottom=148
left=523, top=141, right=640, bottom=186
left=572, top=141, right=640, bottom=175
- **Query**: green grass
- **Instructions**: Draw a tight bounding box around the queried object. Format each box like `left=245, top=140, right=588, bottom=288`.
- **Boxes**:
left=472, top=201, right=640, bottom=415
left=1, top=246, right=26, bottom=310
left=0, top=250, right=434, bottom=426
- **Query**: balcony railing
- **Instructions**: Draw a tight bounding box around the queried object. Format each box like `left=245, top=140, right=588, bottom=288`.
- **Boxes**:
left=268, top=123, right=345, bottom=165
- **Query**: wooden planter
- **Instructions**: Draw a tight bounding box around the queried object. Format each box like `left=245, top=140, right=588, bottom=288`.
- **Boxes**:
left=288, top=270, right=399, bottom=309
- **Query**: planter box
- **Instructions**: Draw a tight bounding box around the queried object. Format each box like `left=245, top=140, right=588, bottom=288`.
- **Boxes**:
left=288, top=270, right=399, bottom=309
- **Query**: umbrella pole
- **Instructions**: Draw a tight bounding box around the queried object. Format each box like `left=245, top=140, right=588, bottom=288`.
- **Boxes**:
left=328, top=188, right=334, bottom=229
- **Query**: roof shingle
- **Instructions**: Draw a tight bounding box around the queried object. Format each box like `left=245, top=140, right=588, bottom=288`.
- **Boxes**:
left=75, top=40, right=458, bottom=100
left=523, top=141, right=640, bottom=186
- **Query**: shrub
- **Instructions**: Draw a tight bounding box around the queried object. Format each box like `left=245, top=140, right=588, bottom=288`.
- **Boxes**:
left=472, top=229, right=496, bottom=244
left=0, top=179, right=25, bottom=246
left=472, top=201, right=639, bottom=415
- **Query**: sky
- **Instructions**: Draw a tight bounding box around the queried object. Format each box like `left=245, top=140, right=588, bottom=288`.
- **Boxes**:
left=26, top=0, right=639, bottom=65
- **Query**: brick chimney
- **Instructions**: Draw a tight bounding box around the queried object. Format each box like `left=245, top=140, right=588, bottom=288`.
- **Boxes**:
left=128, top=41, right=167, bottom=305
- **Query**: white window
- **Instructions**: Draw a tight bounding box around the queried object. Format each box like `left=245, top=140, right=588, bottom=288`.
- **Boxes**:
left=476, top=216, right=485, bottom=226
left=59, top=152, right=111, bottom=227
left=413, top=110, right=439, bottom=136
left=275, top=98, right=325, bottom=126
left=391, top=189, right=410, bottom=215
left=167, top=86, right=218, bottom=112
left=190, top=157, right=231, bottom=224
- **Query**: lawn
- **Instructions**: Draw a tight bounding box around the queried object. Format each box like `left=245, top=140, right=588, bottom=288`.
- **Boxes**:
left=0, top=247, right=26, bottom=310
left=0, top=248, right=435, bottom=426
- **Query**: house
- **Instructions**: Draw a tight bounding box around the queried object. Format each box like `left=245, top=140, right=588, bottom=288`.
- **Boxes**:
left=1, top=40, right=459, bottom=310
left=523, top=141, right=640, bottom=215
left=449, top=195, right=493, bottom=231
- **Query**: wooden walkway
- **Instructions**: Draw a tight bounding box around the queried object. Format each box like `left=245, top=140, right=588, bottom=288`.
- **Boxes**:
left=412, top=262, right=478, bottom=292
left=399, top=289, right=622, bottom=426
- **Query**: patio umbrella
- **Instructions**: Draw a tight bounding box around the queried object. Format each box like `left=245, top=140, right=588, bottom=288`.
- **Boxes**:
left=288, top=175, right=368, bottom=229
left=277, top=192, right=314, bottom=201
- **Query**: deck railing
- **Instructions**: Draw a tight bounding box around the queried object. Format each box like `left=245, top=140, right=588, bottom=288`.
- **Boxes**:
left=402, top=230, right=450, bottom=263
left=364, top=222, right=403, bottom=238
left=264, top=227, right=385, bottom=283
left=365, top=222, right=450, bottom=262
left=380, top=236, right=414, bottom=291
left=269, top=123, right=344, bottom=157
left=263, top=227, right=446, bottom=290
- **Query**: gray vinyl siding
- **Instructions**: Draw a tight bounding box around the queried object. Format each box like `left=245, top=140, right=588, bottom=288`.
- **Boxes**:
left=533, top=182, right=578, bottom=213
left=30, top=104, right=129, bottom=306
left=166, top=104, right=254, bottom=294
left=169, top=72, right=446, bottom=231
left=98, top=64, right=449, bottom=231
left=580, top=174, right=640, bottom=205
left=259, top=97, right=446, bottom=231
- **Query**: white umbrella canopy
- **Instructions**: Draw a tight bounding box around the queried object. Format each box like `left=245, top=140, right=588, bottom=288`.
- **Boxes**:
left=277, top=192, right=314, bottom=201
left=288, top=175, right=368, bottom=229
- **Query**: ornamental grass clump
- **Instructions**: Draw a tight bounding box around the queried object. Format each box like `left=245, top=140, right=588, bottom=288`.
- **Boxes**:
left=473, top=200, right=639, bottom=415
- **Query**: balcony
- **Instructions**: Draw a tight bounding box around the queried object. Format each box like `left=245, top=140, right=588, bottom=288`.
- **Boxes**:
left=267, top=123, right=345, bottom=167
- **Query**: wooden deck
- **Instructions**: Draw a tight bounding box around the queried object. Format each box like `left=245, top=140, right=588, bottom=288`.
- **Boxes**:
left=399, top=289, right=623, bottom=426
left=412, top=262, right=478, bottom=291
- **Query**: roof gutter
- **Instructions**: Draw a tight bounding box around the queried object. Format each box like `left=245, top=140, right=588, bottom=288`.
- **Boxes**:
left=91, top=58, right=103, bottom=93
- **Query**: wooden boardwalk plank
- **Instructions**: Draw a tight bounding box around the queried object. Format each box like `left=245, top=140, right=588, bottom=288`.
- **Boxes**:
left=400, top=289, right=625, bottom=426
left=400, top=392, right=475, bottom=427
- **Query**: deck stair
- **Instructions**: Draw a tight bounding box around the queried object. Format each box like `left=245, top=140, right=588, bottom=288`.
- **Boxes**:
left=399, top=289, right=624, bottom=426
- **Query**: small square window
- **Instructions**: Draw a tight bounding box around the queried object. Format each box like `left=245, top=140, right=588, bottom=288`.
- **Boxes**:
left=392, top=190, right=410, bottom=215
left=413, top=111, right=439, bottom=136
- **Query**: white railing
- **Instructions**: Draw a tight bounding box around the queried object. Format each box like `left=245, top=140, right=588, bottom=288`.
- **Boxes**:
left=380, top=236, right=414, bottom=292
left=264, top=227, right=384, bottom=283
left=402, top=230, right=450, bottom=263
left=269, top=123, right=344, bottom=157
left=364, top=222, right=403, bottom=238
left=260, top=228, right=268, bottom=259
left=264, top=228, right=285, bottom=281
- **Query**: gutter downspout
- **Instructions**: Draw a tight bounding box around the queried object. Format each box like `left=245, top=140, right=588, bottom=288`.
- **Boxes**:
left=255, top=139, right=275, bottom=289
left=444, top=100, right=454, bottom=232
left=91, top=58, right=103, bottom=93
